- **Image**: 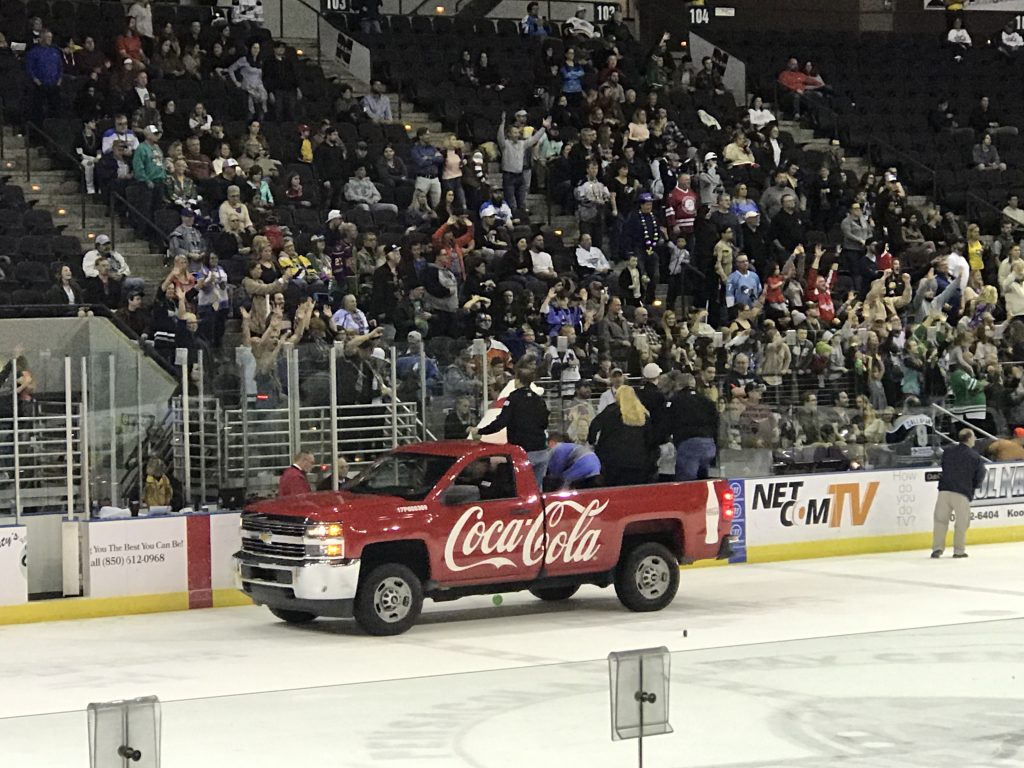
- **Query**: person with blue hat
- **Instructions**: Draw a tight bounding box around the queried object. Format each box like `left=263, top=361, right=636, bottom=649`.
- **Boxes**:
left=621, top=191, right=666, bottom=304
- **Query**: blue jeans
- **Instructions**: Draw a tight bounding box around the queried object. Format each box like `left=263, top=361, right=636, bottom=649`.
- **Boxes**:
left=527, top=449, right=551, bottom=489
left=675, top=438, right=716, bottom=481
left=503, top=171, right=527, bottom=211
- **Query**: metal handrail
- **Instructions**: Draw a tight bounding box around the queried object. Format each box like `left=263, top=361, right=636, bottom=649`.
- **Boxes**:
left=771, top=80, right=840, bottom=142
left=109, top=188, right=170, bottom=252
left=869, top=137, right=939, bottom=202
left=23, top=120, right=88, bottom=229
left=931, top=402, right=999, bottom=453
left=285, top=0, right=328, bottom=66
left=966, top=190, right=1007, bottom=233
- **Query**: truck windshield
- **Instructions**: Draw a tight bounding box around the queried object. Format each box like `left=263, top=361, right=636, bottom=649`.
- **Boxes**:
left=345, top=453, right=457, bottom=501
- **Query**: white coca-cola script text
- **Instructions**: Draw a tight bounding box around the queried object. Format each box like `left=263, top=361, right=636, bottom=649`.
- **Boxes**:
left=443, top=498, right=607, bottom=572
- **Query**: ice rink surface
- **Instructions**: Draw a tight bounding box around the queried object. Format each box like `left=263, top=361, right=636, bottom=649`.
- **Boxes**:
left=2, top=543, right=1024, bottom=767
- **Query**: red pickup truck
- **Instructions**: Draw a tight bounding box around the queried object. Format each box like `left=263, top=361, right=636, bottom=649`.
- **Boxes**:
left=235, top=441, right=735, bottom=635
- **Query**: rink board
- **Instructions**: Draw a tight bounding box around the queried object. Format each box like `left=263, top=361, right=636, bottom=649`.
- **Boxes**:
left=4, top=463, right=1024, bottom=623
left=0, top=511, right=250, bottom=624
left=736, top=462, right=1024, bottom=562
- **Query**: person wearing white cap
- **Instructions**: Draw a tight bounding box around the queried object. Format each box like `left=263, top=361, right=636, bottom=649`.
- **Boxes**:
left=564, top=5, right=598, bottom=39
left=637, top=362, right=666, bottom=424
left=477, top=204, right=510, bottom=262
left=698, top=152, right=723, bottom=206
left=82, top=235, right=131, bottom=281
left=367, top=346, right=394, bottom=405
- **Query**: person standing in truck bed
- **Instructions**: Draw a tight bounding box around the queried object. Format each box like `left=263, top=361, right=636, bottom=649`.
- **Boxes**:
left=471, top=359, right=550, bottom=486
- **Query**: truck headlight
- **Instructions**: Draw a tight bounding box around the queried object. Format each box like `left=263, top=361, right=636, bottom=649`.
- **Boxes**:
left=322, top=543, right=344, bottom=557
left=307, top=523, right=344, bottom=538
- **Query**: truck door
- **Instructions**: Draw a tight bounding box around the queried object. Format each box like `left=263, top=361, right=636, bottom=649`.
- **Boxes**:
left=434, top=454, right=544, bottom=585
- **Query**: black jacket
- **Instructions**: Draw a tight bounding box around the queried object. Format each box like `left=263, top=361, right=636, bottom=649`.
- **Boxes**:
left=369, top=264, right=400, bottom=323
left=314, top=142, right=347, bottom=183
left=938, top=442, right=985, bottom=499
left=263, top=55, right=299, bottom=92
left=478, top=385, right=549, bottom=452
left=82, top=275, right=123, bottom=310
left=637, top=382, right=667, bottom=438
left=587, top=404, right=655, bottom=471
left=666, top=389, right=719, bottom=443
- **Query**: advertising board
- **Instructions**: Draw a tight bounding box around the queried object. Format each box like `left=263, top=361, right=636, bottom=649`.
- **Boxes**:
left=925, top=1, right=1024, bottom=10
left=741, top=464, right=1024, bottom=562
left=0, top=525, right=28, bottom=606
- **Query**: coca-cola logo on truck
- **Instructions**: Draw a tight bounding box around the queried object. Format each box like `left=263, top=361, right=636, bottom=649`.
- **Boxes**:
left=444, top=498, right=607, bottom=572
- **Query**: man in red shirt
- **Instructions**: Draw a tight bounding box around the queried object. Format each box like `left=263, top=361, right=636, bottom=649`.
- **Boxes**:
left=805, top=244, right=837, bottom=325
left=665, top=173, right=699, bottom=238
left=778, top=58, right=822, bottom=120
left=278, top=450, right=316, bottom=496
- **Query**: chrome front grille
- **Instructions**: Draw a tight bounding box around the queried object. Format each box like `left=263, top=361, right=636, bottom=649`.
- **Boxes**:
left=240, top=512, right=308, bottom=561
left=240, top=538, right=305, bottom=559
left=242, top=512, right=308, bottom=537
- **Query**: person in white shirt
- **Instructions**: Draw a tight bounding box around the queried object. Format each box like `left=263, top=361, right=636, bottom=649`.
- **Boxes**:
left=575, top=233, right=611, bottom=278
left=1003, top=194, right=1024, bottom=231
left=528, top=234, right=558, bottom=283
left=83, top=234, right=145, bottom=292
left=82, top=235, right=130, bottom=279
left=1000, top=21, right=1024, bottom=58
left=564, top=6, right=598, bottom=39
left=747, top=96, right=776, bottom=133
left=128, top=0, right=154, bottom=44
left=331, top=293, right=370, bottom=335
left=947, top=18, right=972, bottom=60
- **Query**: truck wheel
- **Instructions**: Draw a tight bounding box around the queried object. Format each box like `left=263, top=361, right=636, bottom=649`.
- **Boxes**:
left=354, top=563, right=424, bottom=636
left=529, top=585, right=580, bottom=602
left=269, top=608, right=317, bottom=624
left=614, top=542, right=679, bottom=612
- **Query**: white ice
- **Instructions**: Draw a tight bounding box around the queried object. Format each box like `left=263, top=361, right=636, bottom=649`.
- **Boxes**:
left=1, top=543, right=1023, bottom=767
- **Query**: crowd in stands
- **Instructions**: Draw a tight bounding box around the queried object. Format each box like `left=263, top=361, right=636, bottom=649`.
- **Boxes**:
left=5, top=0, right=1024, bottom=466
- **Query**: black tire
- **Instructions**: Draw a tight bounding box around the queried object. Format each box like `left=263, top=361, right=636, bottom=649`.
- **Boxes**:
left=269, top=607, right=318, bottom=624
left=614, top=542, right=679, bottom=612
left=354, top=562, right=424, bottom=636
left=529, top=585, right=580, bottom=602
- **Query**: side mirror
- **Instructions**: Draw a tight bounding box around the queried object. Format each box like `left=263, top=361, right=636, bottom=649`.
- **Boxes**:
left=442, top=485, right=480, bottom=505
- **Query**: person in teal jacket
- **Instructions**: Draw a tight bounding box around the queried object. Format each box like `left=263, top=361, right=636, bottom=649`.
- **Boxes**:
left=132, top=125, right=166, bottom=186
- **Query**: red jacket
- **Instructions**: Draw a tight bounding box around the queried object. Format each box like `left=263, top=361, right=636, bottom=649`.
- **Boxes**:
left=432, top=221, right=474, bottom=278
left=806, top=267, right=837, bottom=324
left=778, top=70, right=817, bottom=95
left=665, top=185, right=699, bottom=234
left=278, top=465, right=311, bottom=497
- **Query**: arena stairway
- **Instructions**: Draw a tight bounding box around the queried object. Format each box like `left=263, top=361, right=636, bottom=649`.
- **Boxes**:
left=0, top=126, right=170, bottom=293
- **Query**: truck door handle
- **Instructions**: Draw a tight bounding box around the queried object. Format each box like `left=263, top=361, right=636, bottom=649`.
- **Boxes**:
left=510, top=508, right=531, bottom=515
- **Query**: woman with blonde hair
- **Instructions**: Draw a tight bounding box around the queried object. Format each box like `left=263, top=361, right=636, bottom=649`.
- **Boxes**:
left=965, top=223, right=986, bottom=273
left=587, top=384, right=655, bottom=485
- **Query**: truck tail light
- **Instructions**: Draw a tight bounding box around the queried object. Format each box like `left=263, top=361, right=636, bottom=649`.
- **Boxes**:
left=720, top=488, right=735, bottom=520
